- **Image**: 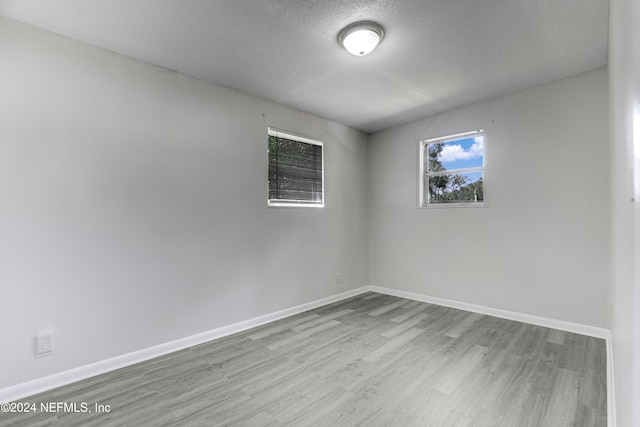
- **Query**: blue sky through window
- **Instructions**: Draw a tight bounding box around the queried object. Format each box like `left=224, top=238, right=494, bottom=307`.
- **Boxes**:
left=436, top=136, right=484, bottom=172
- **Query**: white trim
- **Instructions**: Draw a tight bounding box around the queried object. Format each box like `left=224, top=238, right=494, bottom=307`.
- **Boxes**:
left=267, top=127, right=323, bottom=147
left=267, top=200, right=324, bottom=208
left=0, top=286, right=369, bottom=404
left=423, top=201, right=488, bottom=209
left=428, top=166, right=484, bottom=177
left=369, top=286, right=610, bottom=338
left=421, top=129, right=483, bottom=144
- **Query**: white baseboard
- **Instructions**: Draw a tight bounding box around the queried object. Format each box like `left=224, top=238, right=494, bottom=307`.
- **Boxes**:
left=368, top=286, right=610, bottom=339
left=0, top=286, right=369, bottom=404
left=1, top=284, right=616, bottom=427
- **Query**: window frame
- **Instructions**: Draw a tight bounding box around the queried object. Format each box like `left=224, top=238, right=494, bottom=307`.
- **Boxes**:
left=267, top=127, right=325, bottom=208
left=418, top=129, right=486, bottom=208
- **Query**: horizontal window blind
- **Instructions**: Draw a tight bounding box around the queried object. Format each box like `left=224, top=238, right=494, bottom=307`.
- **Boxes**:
left=268, top=129, right=324, bottom=207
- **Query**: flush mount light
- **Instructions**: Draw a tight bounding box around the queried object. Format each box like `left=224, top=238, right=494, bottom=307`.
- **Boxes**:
left=338, top=21, right=384, bottom=56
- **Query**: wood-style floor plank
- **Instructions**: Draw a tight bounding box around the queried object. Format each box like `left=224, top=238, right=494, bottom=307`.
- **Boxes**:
left=0, top=292, right=607, bottom=426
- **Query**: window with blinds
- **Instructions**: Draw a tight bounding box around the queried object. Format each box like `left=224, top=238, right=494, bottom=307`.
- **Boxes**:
left=268, top=128, right=324, bottom=207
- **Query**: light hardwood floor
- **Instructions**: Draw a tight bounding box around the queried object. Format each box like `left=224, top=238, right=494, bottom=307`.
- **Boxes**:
left=0, top=292, right=607, bottom=426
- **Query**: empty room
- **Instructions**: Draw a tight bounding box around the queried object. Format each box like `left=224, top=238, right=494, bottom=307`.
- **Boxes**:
left=0, top=1, right=638, bottom=426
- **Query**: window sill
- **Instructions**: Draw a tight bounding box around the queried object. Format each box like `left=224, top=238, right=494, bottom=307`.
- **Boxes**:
left=420, top=202, right=488, bottom=209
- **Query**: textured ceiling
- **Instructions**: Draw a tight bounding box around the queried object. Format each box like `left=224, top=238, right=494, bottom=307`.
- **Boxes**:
left=0, top=0, right=609, bottom=133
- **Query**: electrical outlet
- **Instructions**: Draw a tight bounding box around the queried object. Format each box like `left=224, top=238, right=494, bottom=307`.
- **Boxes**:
left=36, top=332, right=54, bottom=357
left=336, top=272, right=342, bottom=283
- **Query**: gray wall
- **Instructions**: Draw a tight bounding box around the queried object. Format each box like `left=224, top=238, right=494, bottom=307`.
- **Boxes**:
left=368, top=69, right=609, bottom=328
left=0, top=18, right=369, bottom=388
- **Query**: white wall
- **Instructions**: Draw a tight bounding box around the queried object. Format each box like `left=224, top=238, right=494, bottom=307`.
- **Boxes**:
left=0, top=18, right=369, bottom=389
left=368, top=69, right=609, bottom=328
left=609, top=0, right=640, bottom=424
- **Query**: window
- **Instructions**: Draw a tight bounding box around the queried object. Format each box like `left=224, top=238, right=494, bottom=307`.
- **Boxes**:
left=268, top=128, right=324, bottom=207
left=419, top=130, right=485, bottom=207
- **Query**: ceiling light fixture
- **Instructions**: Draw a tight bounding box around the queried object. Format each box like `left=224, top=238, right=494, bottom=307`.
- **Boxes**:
left=338, top=21, right=384, bottom=56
